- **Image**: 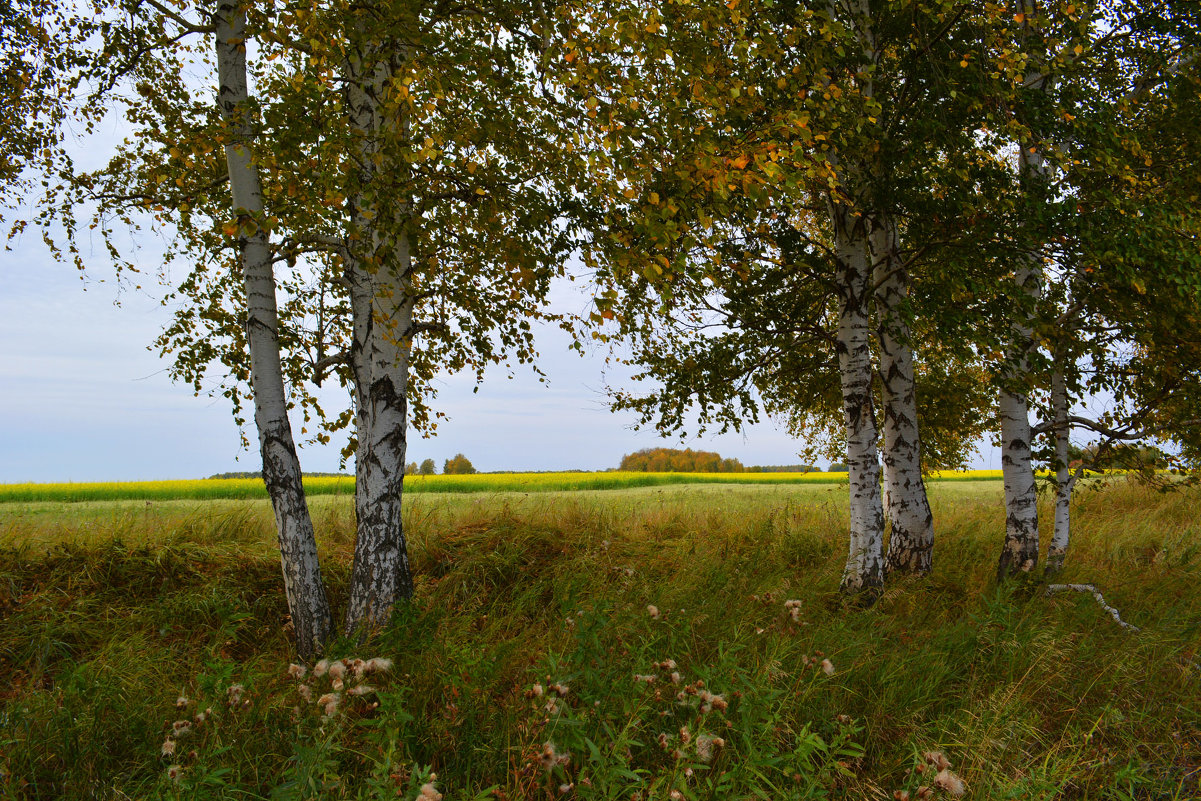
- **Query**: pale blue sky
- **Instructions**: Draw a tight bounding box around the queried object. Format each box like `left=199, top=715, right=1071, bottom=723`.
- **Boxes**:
left=7, top=235, right=996, bottom=482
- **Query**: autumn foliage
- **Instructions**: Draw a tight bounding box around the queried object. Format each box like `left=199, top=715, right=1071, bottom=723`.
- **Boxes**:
left=618, top=448, right=743, bottom=473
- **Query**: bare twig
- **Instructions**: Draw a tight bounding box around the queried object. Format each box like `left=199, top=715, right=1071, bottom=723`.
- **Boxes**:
left=1045, top=584, right=1141, bottom=632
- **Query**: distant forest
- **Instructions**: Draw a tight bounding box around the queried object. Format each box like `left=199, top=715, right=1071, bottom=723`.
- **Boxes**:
left=618, top=447, right=820, bottom=473
left=207, top=471, right=351, bottom=479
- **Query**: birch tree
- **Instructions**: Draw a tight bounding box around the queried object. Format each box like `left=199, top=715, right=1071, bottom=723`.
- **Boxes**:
left=988, top=0, right=1201, bottom=578
left=573, top=0, right=1002, bottom=594
left=213, top=0, right=333, bottom=655
left=25, top=0, right=588, bottom=647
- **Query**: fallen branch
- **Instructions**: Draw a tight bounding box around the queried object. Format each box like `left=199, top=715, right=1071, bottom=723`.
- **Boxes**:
left=1045, top=584, right=1141, bottom=632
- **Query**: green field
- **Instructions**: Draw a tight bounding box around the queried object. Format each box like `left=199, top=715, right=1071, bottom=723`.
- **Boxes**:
left=0, top=470, right=1008, bottom=504
left=1, top=479, right=1198, bottom=799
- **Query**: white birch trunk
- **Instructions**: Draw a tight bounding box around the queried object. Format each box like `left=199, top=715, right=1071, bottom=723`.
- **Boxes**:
left=833, top=204, right=885, bottom=596
left=997, top=102, right=1047, bottom=579
left=824, top=0, right=884, bottom=596
left=871, top=220, right=935, bottom=575
left=1046, top=364, right=1074, bottom=574
left=213, top=0, right=332, bottom=657
left=342, top=35, right=415, bottom=634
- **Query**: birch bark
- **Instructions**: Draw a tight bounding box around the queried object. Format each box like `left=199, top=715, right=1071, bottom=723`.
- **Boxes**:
left=1046, top=364, right=1074, bottom=574
left=872, top=220, right=935, bottom=575
left=342, top=31, right=415, bottom=634
left=213, top=0, right=332, bottom=657
left=833, top=204, right=885, bottom=595
left=996, top=259, right=1041, bottom=579
left=996, top=90, right=1048, bottom=580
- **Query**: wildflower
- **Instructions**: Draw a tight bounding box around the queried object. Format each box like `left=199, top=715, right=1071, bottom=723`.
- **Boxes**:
left=658, top=732, right=671, bottom=750
left=916, top=786, right=933, bottom=800
left=684, top=767, right=694, bottom=778
left=297, top=684, right=312, bottom=702
left=923, top=751, right=952, bottom=771
left=784, top=599, right=803, bottom=622
left=893, top=792, right=910, bottom=801
left=933, top=768, right=965, bottom=796
left=647, top=604, right=660, bottom=619
left=696, top=735, right=725, bottom=763
left=669, top=791, right=684, bottom=801
left=671, top=749, right=684, bottom=761
left=540, top=742, right=570, bottom=770
left=365, top=657, right=393, bottom=674
left=172, top=720, right=192, bottom=737
left=347, top=658, right=366, bottom=678
left=317, top=692, right=340, bottom=717
left=327, top=660, right=347, bottom=681
left=418, top=782, right=443, bottom=801
left=287, top=663, right=307, bottom=680
left=670, top=671, right=681, bottom=685
left=161, top=738, right=176, bottom=758
left=348, top=684, right=375, bottom=696
left=226, top=684, right=245, bottom=707
left=549, top=682, right=570, bottom=697
left=558, top=783, right=574, bottom=794
left=678, top=725, right=692, bottom=745
left=313, top=659, right=330, bottom=677
left=837, top=714, right=852, bottom=724
left=166, top=765, right=183, bottom=782
left=634, top=674, right=656, bottom=683
left=194, top=709, right=209, bottom=725
left=175, top=696, right=189, bottom=710
left=821, top=659, right=835, bottom=676
left=655, top=659, right=677, bottom=670
left=332, top=678, right=345, bottom=691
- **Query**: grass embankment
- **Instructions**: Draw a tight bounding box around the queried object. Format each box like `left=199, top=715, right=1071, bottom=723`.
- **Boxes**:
left=1, top=481, right=1198, bottom=799
left=0, top=471, right=1005, bottom=503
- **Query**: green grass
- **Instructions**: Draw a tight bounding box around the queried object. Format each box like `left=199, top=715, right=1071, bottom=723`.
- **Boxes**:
left=0, top=470, right=1008, bottom=504
left=1, top=480, right=1198, bottom=799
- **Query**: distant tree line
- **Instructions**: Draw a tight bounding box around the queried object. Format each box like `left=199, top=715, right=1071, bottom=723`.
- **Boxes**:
left=207, top=471, right=350, bottom=480
left=403, top=455, right=477, bottom=475
left=620, top=448, right=743, bottom=472
left=745, top=464, right=821, bottom=473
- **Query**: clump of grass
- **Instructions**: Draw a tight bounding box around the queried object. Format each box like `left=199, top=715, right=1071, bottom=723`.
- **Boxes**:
left=0, top=482, right=1198, bottom=799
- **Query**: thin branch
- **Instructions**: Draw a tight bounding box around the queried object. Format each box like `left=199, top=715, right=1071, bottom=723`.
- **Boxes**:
left=1045, top=584, right=1140, bottom=632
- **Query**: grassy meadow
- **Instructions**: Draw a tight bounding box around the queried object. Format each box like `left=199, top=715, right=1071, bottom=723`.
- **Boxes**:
left=0, top=478, right=1198, bottom=799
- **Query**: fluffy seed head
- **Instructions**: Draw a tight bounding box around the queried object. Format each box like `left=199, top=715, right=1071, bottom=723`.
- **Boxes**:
left=365, top=657, right=393, bottom=674
left=933, top=769, right=965, bottom=796
left=821, top=659, right=835, bottom=676
left=647, top=604, right=660, bottom=619
left=287, top=664, right=307, bottom=680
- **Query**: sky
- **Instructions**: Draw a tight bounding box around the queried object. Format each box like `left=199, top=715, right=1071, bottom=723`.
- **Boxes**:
left=0, top=102, right=1006, bottom=484
left=0, top=234, right=1002, bottom=483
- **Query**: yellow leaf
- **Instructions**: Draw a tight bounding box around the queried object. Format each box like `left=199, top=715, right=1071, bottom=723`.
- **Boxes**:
left=1014, top=12, right=1024, bottom=23
left=649, top=192, right=660, bottom=205
left=732, top=154, right=751, bottom=169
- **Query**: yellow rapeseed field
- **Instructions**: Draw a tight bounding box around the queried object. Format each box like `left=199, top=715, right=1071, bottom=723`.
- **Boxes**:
left=0, top=470, right=1007, bottom=503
